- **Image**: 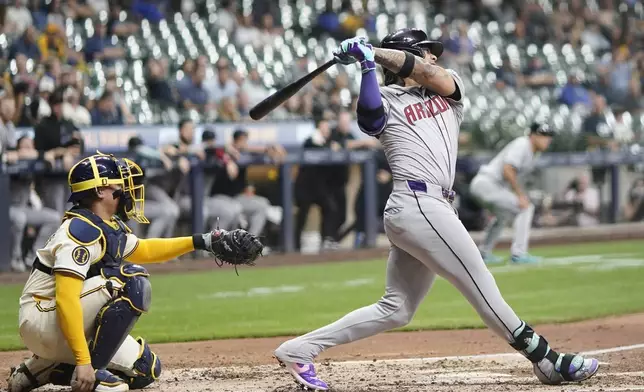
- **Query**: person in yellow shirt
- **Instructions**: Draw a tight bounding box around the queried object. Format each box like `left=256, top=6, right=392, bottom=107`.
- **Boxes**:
left=8, top=153, right=263, bottom=392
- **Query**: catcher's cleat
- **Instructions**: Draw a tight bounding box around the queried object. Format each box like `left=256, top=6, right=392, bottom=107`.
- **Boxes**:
left=7, top=355, right=57, bottom=392
left=92, top=369, right=129, bottom=392
left=275, top=356, right=329, bottom=391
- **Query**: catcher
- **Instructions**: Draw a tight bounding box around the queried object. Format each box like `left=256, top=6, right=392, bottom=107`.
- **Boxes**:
left=8, top=152, right=263, bottom=392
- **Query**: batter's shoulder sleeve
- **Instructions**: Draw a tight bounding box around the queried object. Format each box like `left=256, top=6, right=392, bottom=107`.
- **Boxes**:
left=53, top=221, right=103, bottom=279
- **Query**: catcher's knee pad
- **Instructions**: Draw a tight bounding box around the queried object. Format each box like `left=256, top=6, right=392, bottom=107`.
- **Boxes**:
left=126, top=338, right=162, bottom=390
left=511, top=321, right=559, bottom=364
left=92, top=264, right=152, bottom=368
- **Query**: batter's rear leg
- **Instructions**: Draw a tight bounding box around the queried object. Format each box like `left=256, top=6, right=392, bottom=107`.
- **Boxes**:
left=404, top=197, right=598, bottom=385
left=274, top=245, right=436, bottom=390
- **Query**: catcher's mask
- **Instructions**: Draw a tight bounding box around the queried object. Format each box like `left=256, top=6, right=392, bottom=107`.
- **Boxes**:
left=380, top=28, right=444, bottom=86
left=67, top=152, right=148, bottom=223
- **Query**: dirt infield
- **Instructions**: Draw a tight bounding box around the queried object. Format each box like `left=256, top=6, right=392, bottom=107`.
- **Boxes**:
left=2, top=313, right=644, bottom=391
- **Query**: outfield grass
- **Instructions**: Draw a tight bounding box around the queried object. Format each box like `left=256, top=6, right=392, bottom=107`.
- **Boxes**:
left=1, top=240, right=643, bottom=351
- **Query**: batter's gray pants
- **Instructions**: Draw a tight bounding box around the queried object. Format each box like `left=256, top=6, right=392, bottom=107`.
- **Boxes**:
left=275, top=182, right=523, bottom=363
left=469, top=174, right=535, bottom=257
left=9, top=206, right=60, bottom=260
left=236, top=194, right=270, bottom=235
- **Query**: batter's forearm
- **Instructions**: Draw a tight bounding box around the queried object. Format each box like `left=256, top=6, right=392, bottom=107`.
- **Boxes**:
left=357, top=62, right=386, bottom=134
left=373, top=48, right=454, bottom=93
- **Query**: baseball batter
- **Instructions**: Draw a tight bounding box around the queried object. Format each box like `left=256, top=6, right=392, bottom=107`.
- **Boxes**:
left=273, top=30, right=598, bottom=391
left=8, top=153, right=262, bottom=392
left=470, top=123, right=554, bottom=264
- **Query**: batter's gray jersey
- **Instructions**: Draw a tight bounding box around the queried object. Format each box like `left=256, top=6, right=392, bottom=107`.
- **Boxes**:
left=360, top=70, right=465, bottom=190
left=477, top=136, right=536, bottom=187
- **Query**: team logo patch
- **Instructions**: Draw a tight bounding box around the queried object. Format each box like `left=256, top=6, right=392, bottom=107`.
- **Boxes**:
left=72, top=246, right=91, bottom=266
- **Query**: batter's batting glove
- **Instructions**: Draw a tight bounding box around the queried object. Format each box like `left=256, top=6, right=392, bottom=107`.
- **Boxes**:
left=337, top=36, right=376, bottom=74
left=194, top=229, right=263, bottom=275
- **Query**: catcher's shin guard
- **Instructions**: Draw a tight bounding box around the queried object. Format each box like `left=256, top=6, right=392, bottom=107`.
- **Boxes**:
left=113, top=337, right=162, bottom=390
left=92, top=264, right=152, bottom=369
left=7, top=355, right=58, bottom=392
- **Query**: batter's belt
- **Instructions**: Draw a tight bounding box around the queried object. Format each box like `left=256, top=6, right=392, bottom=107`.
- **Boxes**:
left=393, top=180, right=455, bottom=203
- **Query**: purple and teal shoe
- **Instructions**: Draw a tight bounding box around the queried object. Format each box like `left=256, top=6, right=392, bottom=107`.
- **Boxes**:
left=275, top=358, right=329, bottom=391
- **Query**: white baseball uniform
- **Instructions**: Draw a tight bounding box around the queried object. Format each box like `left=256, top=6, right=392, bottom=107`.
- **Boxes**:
left=275, top=70, right=526, bottom=363
left=470, top=135, right=538, bottom=257
left=18, top=218, right=144, bottom=376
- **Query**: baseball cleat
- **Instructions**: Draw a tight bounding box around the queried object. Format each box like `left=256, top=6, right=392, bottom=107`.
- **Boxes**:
left=534, top=354, right=599, bottom=385
left=7, top=355, right=57, bottom=392
left=275, top=357, right=329, bottom=391
left=511, top=254, right=541, bottom=264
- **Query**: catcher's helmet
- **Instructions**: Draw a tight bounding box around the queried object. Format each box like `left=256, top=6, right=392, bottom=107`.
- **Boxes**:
left=380, top=28, right=443, bottom=85
left=530, top=122, right=555, bottom=137
left=67, top=153, right=148, bottom=223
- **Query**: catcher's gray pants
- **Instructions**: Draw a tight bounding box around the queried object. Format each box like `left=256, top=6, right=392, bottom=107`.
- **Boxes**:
left=275, top=182, right=522, bottom=363
left=236, top=194, right=270, bottom=235
left=143, top=185, right=180, bottom=238
left=469, top=174, right=535, bottom=257
left=9, top=206, right=60, bottom=260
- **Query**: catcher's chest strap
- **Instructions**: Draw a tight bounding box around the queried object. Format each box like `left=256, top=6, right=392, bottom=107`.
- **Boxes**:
left=32, top=258, right=53, bottom=275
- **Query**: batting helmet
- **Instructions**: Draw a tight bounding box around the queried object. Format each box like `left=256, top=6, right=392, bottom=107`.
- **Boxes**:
left=68, top=153, right=148, bottom=223
left=380, top=28, right=443, bottom=85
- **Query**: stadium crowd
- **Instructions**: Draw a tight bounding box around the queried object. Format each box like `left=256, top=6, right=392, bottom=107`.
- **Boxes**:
left=0, top=0, right=643, bottom=272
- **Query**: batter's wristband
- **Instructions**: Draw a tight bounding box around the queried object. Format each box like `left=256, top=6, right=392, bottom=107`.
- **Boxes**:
left=396, top=51, right=416, bottom=79
left=360, top=59, right=376, bottom=73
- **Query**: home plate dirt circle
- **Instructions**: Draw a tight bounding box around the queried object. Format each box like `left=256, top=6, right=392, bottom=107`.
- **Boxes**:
left=2, top=314, right=644, bottom=392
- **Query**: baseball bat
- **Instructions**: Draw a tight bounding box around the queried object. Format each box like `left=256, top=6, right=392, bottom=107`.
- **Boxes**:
left=249, top=59, right=337, bottom=121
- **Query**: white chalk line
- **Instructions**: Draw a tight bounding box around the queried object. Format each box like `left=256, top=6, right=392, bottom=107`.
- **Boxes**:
left=338, top=341, right=644, bottom=366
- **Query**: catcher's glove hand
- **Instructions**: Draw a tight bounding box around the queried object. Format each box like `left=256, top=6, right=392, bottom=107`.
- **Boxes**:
left=200, top=229, right=263, bottom=274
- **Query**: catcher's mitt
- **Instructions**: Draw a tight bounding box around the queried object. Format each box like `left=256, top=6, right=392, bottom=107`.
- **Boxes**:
left=204, top=229, right=263, bottom=274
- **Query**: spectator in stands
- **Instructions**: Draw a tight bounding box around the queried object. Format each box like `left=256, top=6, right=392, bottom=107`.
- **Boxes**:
left=583, top=94, right=616, bottom=151
left=44, top=57, right=62, bottom=84
left=176, top=58, right=195, bottom=91
left=559, top=73, right=592, bottom=108
left=5, top=0, right=33, bottom=39
left=237, top=89, right=252, bottom=120
left=28, top=0, right=48, bottom=31
left=518, top=2, right=551, bottom=44
left=38, top=23, right=67, bottom=62
left=12, top=54, right=38, bottom=94
left=107, top=2, right=140, bottom=37
left=62, top=86, right=91, bottom=126
left=84, top=20, right=126, bottom=66
left=495, top=56, right=522, bottom=87
left=600, top=47, right=640, bottom=109
left=522, top=57, right=556, bottom=88
left=624, top=178, right=644, bottom=222
left=103, top=72, right=136, bottom=123
left=216, top=0, right=236, bottom=34
left=581, top=22, right=612, bottom=55
left=6, top=135, right=60, bottom=272
left=611, top=106, right=635, bottom=145
left=70, top=0, right=109, bottom=19
left=235, top=14, right=262, bottom=48
left=210, top=129, right=275, bottom=236
left=46, top=0, right=66, bottom=31
left=217, top=97, right=241, bottom=122
left=9, top=26, right=41, bottom=61
left=206, top=58, right=238, bottom=104
left=294, top=118, right=341, bottom=251
left=242, top=68, right=270, bottom=107
left=563, top=173, right=600, bottom=227
left=91, top=91, right=124, bottom=125
left=178, top=63, right=213, bottom=112
left=130, top=0, right=166, bottom=23
left=34, top=87, right=83, bottom=213
left=146, top=58, right=176, bottom=107
left=35, top=76, right=55, bottom=121
left=259, top=13, right=280, bottom=46
left=444, top=21, right=475, bottom=67
left=127, top=135, right=180, bottom=238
